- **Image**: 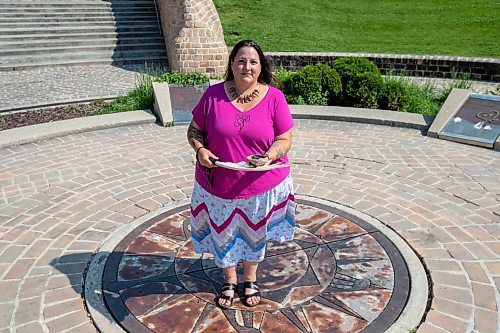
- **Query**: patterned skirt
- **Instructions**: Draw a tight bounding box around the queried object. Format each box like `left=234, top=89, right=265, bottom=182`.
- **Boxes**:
left=190, top=175, right=296, bottom=268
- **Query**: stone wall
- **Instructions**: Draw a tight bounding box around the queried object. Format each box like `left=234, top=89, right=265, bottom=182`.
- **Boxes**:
left=157, top=0, right=228, bottom=76
left=266, top=52, right=500, bottom=82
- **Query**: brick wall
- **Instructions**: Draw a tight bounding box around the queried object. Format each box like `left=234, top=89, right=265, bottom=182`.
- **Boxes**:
left=157, top=0, right=228, bottom=76
left=266, top=52, right=500, bottom=82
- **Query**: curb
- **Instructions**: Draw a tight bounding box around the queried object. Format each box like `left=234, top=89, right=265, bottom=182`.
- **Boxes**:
left=0, top=105, right=431, bottom=149
left=0, top=109, right=157, bottom=149
left=290, top=105, right=434, bottom=130
left=0, top=95, right=120, bottom=114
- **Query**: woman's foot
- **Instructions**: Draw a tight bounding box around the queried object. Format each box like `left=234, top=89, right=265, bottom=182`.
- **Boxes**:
left=216, top=282, right=238, bottom=309
left=242, top=281, right=261, bottom=307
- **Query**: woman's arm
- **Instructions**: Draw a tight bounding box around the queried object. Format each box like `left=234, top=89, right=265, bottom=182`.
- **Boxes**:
left=266, top=128, right=293, bottom=162
left=187, top=120, right=204, bottom=151
left=186, top=120, right=218, bottom=168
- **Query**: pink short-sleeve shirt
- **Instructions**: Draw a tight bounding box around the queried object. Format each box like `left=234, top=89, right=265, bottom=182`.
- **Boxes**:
left=192, top=82, right=293, bottom=199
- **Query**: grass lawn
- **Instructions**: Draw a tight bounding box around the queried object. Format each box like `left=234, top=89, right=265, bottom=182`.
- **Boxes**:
left=214, top=0, right=499, bottom=58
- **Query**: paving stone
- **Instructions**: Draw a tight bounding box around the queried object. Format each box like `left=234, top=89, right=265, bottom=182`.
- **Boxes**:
left=463, top=226, right=496, bottom=241
left=431, top=297, right=472, bottom=321
left=464, top=242, right=498, bottom=260
left=444, top=243, right=476, bottom=260
left=46, top=310, right=90, bottom=333
left=416, top=322, right=448, bottom=333
left=18, top=275, right=50, bottom=300
left=23, top=240, right=53, bottom=259
left=0, top=302, right=14, bottom=329
left=47, top=273, right=82, bottom=290
left=485, top=262, right=500, bottom=275
left=472, top=283, right=497, bottom=311
left=474, top=308, right=498, bottom=333
left=44, top=286, right=81, bottom=305
left=65, top=322, right=98, bottom=333
left=463, top=262, right=490, bottom=283
left=431, top=272, right=469, bottom=288
left=3, top=258, right=35, bottom=280
left=15, top=296, right=42, bottom=326
left=0, top=245, right=26, bottom=263
left=16, top=321, right=45, bottom=333
left=0, top=280, right=20, bottom=302
left=426, top=310, right=469, bottom=333
left=433, top=285, right=472, bottom=304
left=44, top=298, right=86, bottom=320
left=35, top=249, right=63, bottom=267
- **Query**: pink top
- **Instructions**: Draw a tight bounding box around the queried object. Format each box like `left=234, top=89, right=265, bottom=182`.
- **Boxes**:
left=192, top=82, right=294, bottom=199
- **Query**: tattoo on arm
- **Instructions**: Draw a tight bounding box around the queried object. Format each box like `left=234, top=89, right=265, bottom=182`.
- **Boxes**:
left=275, top=147, right=284, bottom=159
left=268, top=141, right=288, bottom=160
left=187, top=124, right=204, bottom=148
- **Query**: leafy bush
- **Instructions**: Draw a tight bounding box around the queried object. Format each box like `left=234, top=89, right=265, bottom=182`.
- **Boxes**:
left=380, top=80, right=410, bottom=111
left=345, top=72, right=385, bottom=108
left=333, top=57, right=383, bottom=106
left=155, top=71, right=209, bottom=85
left=271, top=67, right=293, bottom=90
left=281, top=63, right=341, bottom=105
left=333, top=57, right=380, bottom=87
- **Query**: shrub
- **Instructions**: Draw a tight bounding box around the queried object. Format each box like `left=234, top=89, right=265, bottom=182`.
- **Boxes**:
left=345, top=72, right=385, bottom=108
left=333, top=57, right=383, bottom=106
left=271, top=67, right=293, bottom=90
left=333, top=57, right=380, bottom=87
left=380, top=80, right=410, bottom=111
left=155, top=71, right=209, bottom=85
left=281, top=63, right=341, bottom=105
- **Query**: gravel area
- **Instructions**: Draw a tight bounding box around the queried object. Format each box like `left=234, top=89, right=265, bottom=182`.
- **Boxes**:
left=0, top=103, right=108, bottom=131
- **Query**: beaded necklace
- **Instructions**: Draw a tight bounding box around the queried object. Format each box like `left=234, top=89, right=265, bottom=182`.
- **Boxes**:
left=229, top=84, right=260, bottom=104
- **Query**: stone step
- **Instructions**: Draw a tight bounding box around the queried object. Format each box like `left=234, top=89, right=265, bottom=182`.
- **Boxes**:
left=0, top=56, right=169, bottom=70
left=0, top=42, right=166, bottom=57
left=0, top=2, right=155, bottom=8
left=0, top=14, right=156, bottom=22
left=0, top=31, right=161, bottom=42
left=1, top=7, right=155, bottom=13
left=0, top=19, right=158, bottom=28
left=0, top=25, right=161, bottom=35
left=0, top=49, right=167, bottom=65
left=1, top=11, right=156, bottom=18
left=0, top=36, right=164, bottom=49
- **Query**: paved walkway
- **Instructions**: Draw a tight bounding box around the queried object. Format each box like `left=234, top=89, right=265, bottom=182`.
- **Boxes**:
left=0, top=120, right=499, bottom=333
left=0, top=64, right=166, bottom=112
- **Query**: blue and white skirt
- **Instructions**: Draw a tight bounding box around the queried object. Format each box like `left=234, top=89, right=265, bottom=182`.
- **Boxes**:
left=190, top=175, right=296, bottom=268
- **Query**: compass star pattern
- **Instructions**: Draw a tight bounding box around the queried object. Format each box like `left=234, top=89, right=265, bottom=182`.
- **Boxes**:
left=101, top=200, right=409, bottom=333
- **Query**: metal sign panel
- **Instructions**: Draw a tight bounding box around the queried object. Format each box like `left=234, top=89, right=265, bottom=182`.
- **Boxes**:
left=440, top=93, right=500, bottom=147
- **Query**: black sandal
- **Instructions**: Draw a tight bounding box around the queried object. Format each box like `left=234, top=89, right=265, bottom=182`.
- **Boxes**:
left=215, top=282, right=238, bottom=309
left=242, top=281, right=261, bottom=307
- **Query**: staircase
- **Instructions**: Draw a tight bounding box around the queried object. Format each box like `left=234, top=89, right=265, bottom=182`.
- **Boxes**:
left=0, top=0, right=169, bottom=70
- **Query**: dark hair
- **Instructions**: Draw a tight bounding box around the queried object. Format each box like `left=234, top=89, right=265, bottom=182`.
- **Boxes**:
left=225, top=40, right=273, bottom=84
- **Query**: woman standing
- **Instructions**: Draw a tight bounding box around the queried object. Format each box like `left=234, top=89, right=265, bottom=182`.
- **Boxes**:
left=187, top=40, right=296, bottom=308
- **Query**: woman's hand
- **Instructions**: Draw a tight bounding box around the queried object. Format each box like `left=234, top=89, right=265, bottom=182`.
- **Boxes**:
left=197, top=147, right=219, bottom=168
left=247, top=154, right=271, bottom=167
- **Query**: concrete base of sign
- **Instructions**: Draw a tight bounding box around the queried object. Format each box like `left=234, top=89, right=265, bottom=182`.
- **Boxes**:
left=428, top=88, right=471, bottom=138
left=428, top=88, right=500, bottom=151
left=152, top=82, right=173, bottom=127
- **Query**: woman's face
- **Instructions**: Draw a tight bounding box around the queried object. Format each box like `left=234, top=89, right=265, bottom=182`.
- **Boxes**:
left=231, top=46, right=261, bottom=85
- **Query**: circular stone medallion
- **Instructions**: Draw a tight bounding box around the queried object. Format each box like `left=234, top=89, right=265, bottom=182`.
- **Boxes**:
left=100, top=199, right=411, bottom=333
